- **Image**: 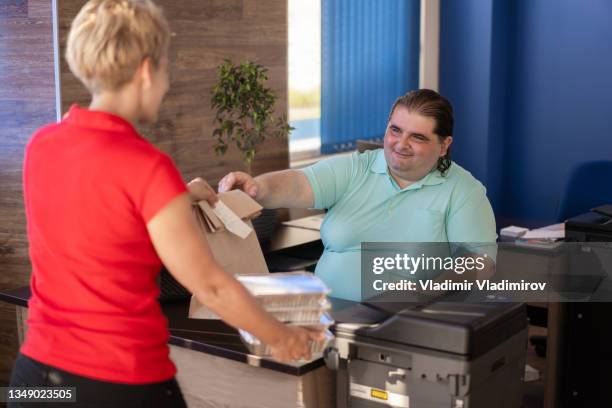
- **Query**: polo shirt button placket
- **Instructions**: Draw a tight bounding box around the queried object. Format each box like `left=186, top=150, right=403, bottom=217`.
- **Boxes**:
left=388, top=191, right=405, bottom=214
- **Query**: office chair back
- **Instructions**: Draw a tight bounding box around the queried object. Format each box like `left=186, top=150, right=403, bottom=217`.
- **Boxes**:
left=356, top=139, right=383, bottom=153
left=557, top=160, right=612, bottom=222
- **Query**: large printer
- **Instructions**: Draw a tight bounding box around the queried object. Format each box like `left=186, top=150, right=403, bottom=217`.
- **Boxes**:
left=324, top=296, right=528, bottom=408
left=565, top=204, right=612, bottom=242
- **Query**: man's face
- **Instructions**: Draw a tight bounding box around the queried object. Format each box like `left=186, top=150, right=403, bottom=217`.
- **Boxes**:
left=383, top=106, right=452, bottom=182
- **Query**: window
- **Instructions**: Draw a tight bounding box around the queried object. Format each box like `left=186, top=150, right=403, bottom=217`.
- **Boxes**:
left=288, top=0, right=321, bottom=159
left=289, top=0, right=427, bottom=159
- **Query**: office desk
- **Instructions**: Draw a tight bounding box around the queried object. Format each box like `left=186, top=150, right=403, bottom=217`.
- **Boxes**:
left=0, top=285, right=334, bottom=408
left=496, top=244, right=563, bottom=408
left=267, top=224, right=321, bottom=253
left=263, top=224, right=323, bottom=272
left=0, top=225, right=331, bottom=407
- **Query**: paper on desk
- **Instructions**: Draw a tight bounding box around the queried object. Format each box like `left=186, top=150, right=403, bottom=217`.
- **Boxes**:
left=522, top=223, right=565, bottom=240
left=524, top=364, right=540, bottom=382
left=282, top=214, right=325, bottom=231
left=212, top=200, right=252, bottom=239
left=537, top=222, right=564, bottom=231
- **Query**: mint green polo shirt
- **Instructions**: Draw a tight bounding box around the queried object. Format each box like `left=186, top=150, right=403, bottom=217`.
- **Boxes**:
left=301, top=149, right=497, bottom=301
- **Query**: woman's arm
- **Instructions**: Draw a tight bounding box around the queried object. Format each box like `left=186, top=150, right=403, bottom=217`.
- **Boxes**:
left=147, top=192, right=321, bottom=362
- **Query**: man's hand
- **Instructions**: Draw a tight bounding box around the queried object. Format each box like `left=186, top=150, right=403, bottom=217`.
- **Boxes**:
left=187, top=177, right=218, bottom=206
left=218, top=171, right=259, bottom=198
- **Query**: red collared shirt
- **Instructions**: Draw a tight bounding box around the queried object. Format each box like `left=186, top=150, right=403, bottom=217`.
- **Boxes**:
left=21, top=105, right=186, bottom=384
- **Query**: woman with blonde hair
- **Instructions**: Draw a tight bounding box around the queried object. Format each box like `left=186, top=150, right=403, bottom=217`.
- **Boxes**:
left=9, top=1, right=321, bottom=406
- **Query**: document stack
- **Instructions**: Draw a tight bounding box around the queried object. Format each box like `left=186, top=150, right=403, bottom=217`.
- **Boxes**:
left=236, top=272, right=334, bottom=357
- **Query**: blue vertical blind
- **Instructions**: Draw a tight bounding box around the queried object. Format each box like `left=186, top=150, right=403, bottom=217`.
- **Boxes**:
left=321, top=0, right=421, bottom=153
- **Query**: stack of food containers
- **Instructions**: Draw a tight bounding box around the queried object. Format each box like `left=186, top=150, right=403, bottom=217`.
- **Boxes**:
left=236, top=272, right=333, bottom=358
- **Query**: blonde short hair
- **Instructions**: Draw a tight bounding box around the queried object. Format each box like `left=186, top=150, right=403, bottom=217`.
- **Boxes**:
left=66, top=0, right=170, bottom=93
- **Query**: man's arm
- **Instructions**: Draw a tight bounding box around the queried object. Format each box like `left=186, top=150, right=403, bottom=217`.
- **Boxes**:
left=218, top=169, right=314, bottom=209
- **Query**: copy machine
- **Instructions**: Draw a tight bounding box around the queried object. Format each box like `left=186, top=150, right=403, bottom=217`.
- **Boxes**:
left=324, top=295, right=528, bottom=408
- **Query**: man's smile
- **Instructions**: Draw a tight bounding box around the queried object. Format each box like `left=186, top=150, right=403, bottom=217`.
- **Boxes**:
left=392, top=150, right=414, bottom=158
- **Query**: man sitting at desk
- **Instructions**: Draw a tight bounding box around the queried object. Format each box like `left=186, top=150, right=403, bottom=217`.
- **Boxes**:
left=214, top=89, right=497, bottom=301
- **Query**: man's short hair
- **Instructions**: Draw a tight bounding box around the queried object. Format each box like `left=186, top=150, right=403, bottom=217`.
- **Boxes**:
left=65, top=0, right=170, bottom=93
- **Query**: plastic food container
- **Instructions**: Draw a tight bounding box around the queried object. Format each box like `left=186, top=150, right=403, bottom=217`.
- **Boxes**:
left=295, top=313, right=334, bottom=330
left=239, top=328, right=334, bottom=357
left=236, top=272, right=334, bottom=357
left=266, top=300, right=332, bottom=324
left=236, top=272, right=331, bottom=309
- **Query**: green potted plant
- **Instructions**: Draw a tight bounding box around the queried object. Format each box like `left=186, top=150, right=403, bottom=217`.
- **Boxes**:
left=211, top=59, right=293, bottom=175
left=210, top=59, right=293, bottom=242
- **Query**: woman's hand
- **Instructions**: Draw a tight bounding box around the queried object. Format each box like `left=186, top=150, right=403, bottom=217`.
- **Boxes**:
left=268, top=326, right=325, bottom=363
left=187, top=177, right=218, bottom=206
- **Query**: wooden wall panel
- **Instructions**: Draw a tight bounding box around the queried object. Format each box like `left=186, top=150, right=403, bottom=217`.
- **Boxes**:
left=57, top=0, right=289, bottom=183
left=0, top=0, right=56, bottom=384
left=0, top=0, right=288, bottom=385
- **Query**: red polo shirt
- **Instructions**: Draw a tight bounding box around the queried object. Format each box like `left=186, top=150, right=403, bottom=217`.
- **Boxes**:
left=21, top=105, right=187, bottom=384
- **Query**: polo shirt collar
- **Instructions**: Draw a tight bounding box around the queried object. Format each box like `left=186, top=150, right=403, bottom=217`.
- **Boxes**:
left=371, top=149, right=388, bottom=174
left=63, top=104, right=139, bottom=136
left=370, top=149, right=447, bottom=190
